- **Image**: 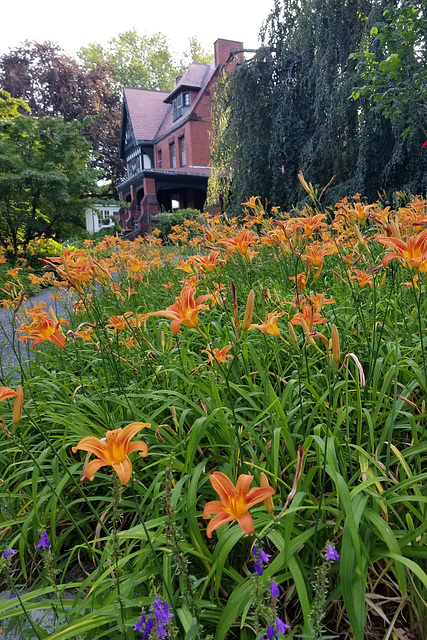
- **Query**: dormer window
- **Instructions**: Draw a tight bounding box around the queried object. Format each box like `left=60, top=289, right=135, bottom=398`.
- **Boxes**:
left=173, top=92, right=190, bottom=121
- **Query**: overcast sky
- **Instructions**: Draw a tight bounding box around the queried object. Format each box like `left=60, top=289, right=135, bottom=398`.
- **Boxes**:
left=2, top=0, right=274, bottom=59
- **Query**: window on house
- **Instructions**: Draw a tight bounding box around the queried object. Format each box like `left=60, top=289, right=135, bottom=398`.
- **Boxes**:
left=179, top=137, right=186, bottom=167
left=172, top=92, right=190, bottom=121
left=170, top=142, right=176, bottom=168
left=158, top=149, right=162, bottom=168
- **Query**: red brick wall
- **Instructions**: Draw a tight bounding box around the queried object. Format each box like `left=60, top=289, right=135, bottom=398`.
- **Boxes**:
left=214, top=39, right=243, bottom=66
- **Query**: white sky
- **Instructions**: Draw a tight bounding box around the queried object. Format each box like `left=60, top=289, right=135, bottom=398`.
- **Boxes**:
left=2, top=0, right=274, bottom=59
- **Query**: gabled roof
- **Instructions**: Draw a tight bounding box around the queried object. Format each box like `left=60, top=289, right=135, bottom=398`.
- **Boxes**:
left=155, top=63, right=216, bottom=140
left=164, top=63, right=211, bottom=103
left=123, top=87, right=170, bottom=142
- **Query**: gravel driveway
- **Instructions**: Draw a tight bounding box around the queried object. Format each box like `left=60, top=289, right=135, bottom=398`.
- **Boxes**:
left=0, top=287, right=75, bottom=382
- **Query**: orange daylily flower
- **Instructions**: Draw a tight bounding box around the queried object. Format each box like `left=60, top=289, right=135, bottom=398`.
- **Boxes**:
left=6, top=268, right=22, bottom=279
left=289, top=273, right=306, bottom=291
left=72, top=422, right=150, bottom=485
left=203, top=471, right=275, bottom=538
left=106, top=312, right=133, bottom=332
left=249, top=311, right=286, bottom=337
left=291, top=305, right=328, bottom=329
left=350, top=269, right=373, bottom=288
left=301, top=242, right=334, bottom=269
left=76, top=327, right=95, bottom=342
left=17, top=312, right=67, bottom=349
left=127, top=257, right=148, bottom=274
left=192, top=251, right=225, bottom=273
left=218, top=228, right=258, bottom=256
left=202, top=344, right=234, bottom=364
left=306, top=293, right=335, bottom=312
left=143, top=286, right=211, bottom=334
left=377, top=229, right=427, bottom=271
left=175, top=258, right=195, bottom=274
left=293, top=214, right=327, bottom=238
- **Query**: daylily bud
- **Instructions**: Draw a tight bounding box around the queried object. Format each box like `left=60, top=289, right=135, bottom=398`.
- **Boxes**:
left=354, top=224, right=366, bottom=247
left=260, top=472, right=275, bottom=515
left=389, top=220, right=401, bottom=239
left=288, top=322, right=298, bottom=345
left=49, top=306, right=58, bottom=325
left=231, top=282, right=239, bottom=330
left=13, top=290, right=25, bottom=315
left=300, top=319, right=316, bottom=347
left=61, top=253, right=74, bottom=282
left=13, top=385, right=23, bottom=428
left=241, top=289, right=255, bottom=334
left=331, top=324, right=340, bottom=365
left=298, top=170, right=310, bottom=194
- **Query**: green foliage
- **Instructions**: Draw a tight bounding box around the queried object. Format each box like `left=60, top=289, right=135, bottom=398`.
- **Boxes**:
left=208, top=0, right=427, bottom=214
left=153, top=208, right=204, bottom=243
left=0, top=90, right=30, bottom=121
left=350, top=1, right=427, bottom=137
left=0, top=41, right=124, bottom=187
left=0, top=115, right=98, bottom=255
left=25, top=236, right=64, bottom=269
left=79, top=31, right=213, bottom=92
left=1, top=205, right=427, bottom=638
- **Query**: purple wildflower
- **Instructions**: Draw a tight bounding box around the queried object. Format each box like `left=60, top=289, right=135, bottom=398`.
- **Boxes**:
left=270, top=581, right=280, bottom=598
left=276, top=618, right=291, bottom=633
left=153, top=597, right=173, bottom=625
left=7, top=592, right=17, bottom=600
left=2, top=548, right=16, bottom=560
left=254, top=560, right=263, bottom=576
left=259, top=549, right=271, bottom=564
left=133, top=615, right=145, bottom=632
left=325, top=545, right=339, bottom=562
left=37, top=530, right=50, bottom=551
left=146, top=617, right=154, bottom=633
left=266, top=625, right=276, bottom=639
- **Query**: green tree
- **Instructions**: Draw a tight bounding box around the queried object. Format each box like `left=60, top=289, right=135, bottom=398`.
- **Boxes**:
left=79, top=31, right=214, bottom=92
left=179, top=36, right=214, bottom=67
left=0, top=41, right=124, bottom=188
left=0, top=90, right=29, bottom=121
left=0, top=115, right=98, bottom=254
left=208, top=0, right=426, bottom=214
left=350, top=1, right=427, bottom=138
left=79, top=30, right=178, bottom=91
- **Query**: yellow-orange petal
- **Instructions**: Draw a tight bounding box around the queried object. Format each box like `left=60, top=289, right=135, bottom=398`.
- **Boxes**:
left=127, top=441, right=148, bottom=457
left=116, top=422, right=150, bottom=448
left=72, top=436, right=109, bottom=461
left=209, top=472, right=239, bottom=503
left=170, top=318, right=182, bottom=334
left=0, top=387, right=17, bottom=402
left=83, top=458, right=107, bottom=481
left=112, top=456, right=133, bottom=484
left=245, top=485, right=275, bottom=510
left=203, top=500, right=225, bottom=517
left=235, top=473, right=254, bottom=496
left=206, top=512, right=235, bottom=538
left=237, top=511, right=255, bottom=535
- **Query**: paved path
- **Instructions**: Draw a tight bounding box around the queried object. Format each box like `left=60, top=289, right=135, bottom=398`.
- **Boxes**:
left=0, top=288, right=75, bottom=382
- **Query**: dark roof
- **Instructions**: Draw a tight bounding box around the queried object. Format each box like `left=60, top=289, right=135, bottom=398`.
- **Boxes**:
left=164, top=63, right=211, bottom=103
left=123, top=87, right=170, bottom=141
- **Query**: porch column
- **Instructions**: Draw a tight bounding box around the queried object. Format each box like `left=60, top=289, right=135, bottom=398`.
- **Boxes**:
left=138, top=177, right=159, bottom=232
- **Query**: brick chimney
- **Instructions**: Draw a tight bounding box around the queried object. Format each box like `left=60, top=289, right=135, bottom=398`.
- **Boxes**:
left=214, top=38, right=244, bottom=67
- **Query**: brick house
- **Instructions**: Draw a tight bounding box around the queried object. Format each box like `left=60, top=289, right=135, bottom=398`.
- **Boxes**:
left=117, top=38, right=243, bottom=233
